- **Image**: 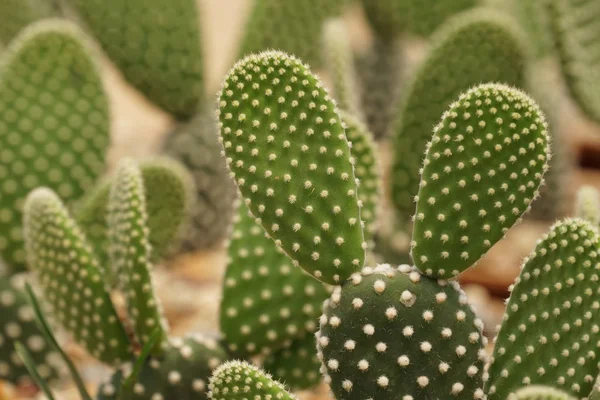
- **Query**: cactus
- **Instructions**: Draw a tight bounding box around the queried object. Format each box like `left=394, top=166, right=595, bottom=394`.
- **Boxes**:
left=97, top=335, right=228, bottom=400
left=75, top=157, right=194, bottom=270
left=391, top=10, right=530, bottom=230
left=161, top=111, right=238, bottom=253
left=317, top=264, right=486, bottom=400
left=208, top=360, right=296, bottom=400
left=62, top=0, right=204, bottom=119
left=0, top=0, right=60, bottom=44
left=411, top=83, right=550, bottom=278
left=238, top=0, right=349, bottom=67
left=220, top=204, right=330, bottom=357
left=575, top=186, right=600, bottom=227
left=361, top=0, right=478, bottom=39
left=508, top=386, right=576, bottom=400
left=0, top=275, right=63, bottom=387
left=547, top=0, right=600, bottom=123
left=217, top=51, right=366, bottom=285
left=262, top=334, right=322, bottom=391
left=0, top=19, right=109, bottom=272
left=486, top=219, right=600, bottom=398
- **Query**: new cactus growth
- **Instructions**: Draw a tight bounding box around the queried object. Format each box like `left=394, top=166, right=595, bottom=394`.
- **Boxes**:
left=392, top=10, right=529, bottom=229
left=486, top=219, right=600, bottom=398
left=0, top=20, right=109, bottom=271
left=208, top=360, right=296, bottom=400
left=575, top=185, right=600, bottom=227
left=508, top=386, right=576, bottom=400
left=317, top=264, right=486, bottom=399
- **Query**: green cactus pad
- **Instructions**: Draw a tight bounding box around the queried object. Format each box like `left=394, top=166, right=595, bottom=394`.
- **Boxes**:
left=97, top=335, right=228, bottom=400
left=64, top=0, right=203, bottom=119
left=391, top=10, right=529, bottom=228
left=322, top=19, right=363, bottom=120
left=161, top=111, right=237, bottom=253
left=263, top=334, right=322, bottom=391
left=208, top=360, right=296, bottom=400
left=217, top=51, right=366, bottom=285
left=23, top=188, right=131, bottom=366
left=486, top=219, right=600, bottom=398
left=239, top=0, right=348, bottom=67
left=508, top=386, right=577, bottom=400
left=362, top=0, right=477, bottom=39
left=575, top=186, right=600, bottom=227
left=340, top=111, right=381, bottom=245
left=317, top=264, right=486, bottom=400
left=75, top=157, right=193, bottom=267
left=0, top=0, right=59, bottom=44
left=547, top=0, right=600, bottom=123
left=0, top=20, right=109, bottom=271
left=107, top=159, right=169, bottom=351
left=412, top=83, right=550, bottom=278
left=220, top=204, right=330, bottom=357
left=0, top=275, right=63, bottom=386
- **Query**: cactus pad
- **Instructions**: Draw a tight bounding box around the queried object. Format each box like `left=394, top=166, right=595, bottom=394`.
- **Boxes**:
left=107, top=159, right=169, bottom=351
left=575, top=186, right=600, bottom=227
left=391, top=10, right=529, bottom=228
left=208, top=360, right=296, bottom=400
left=486, top=219, right=600, bottom=398
left=98, top=335, right=228, bottom=400
left=217, top=51, right=366, bottom=284
left=64, top=0, right=204, bottom=119
left=317, top=264, right=486, bottom=400
left=220, top=205, right=330, bottom=356
left=508, top=386, right=576, bottom=400
left=0, top=20, right=109, bottom=271
left=0, top=0, right=58, bottom=43
left=23, top=188, right=131, bottom=366
left=412, top=83, right=550, bottom=278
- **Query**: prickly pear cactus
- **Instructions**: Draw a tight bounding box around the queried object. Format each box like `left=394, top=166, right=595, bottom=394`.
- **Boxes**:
left=508, top=386, right=576, bottom=400
left=392, top=10, right=529, bottom=228
left=208, top=360, right=296, bottom=400
left=0, top=275, right=63, bottom=386
left=262, top=334, right=323, bottom=391
left=0, top=20, right=109, bottom=271
left=411, top=83, right=550, bottom=278
left=0, top=0, right=59, bottom=43
left=547, top=0, right=600, bottom=123
left=239, top=0, right=349, bottom=67
left=486, top=219, right=600, bottom=399
left=162, top=111, right=237, bottom=253
left=97, top=335, right=228, bottom=400
left=63, top=0, right=204, bottom=119
left=361, top=0, right=477, bottom=39
left=220, top=205, right=330, bottom=357
left=23, top=188, right=132, bottom=366
left=575, top=186, right=600, bottom=227
left=107, top=159, right=169, bottom=351
left=317, top=264, right=486, bottom=400
left=217, top=51, right=366, bottom=285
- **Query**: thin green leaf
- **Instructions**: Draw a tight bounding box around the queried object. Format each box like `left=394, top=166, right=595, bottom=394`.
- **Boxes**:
left=119, top=329, right=162, bottom=400
left=14, top=342, right=56, bottom=400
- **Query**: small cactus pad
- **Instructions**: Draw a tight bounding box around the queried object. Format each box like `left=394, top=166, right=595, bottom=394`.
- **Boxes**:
left=208, top=360, right=296, bottom=400
left=575, top=185, right=600, bottom=227
left=508, top=386, right=577, bottom=400
left=392, top=10, right=529, bottom=228
left=322, top=19, right=363, bottom=120
left=217, top=51, right=366, bottom=285
left=0, top=20, right=109, bottom=271
left=340, top=111, right=381, bottom=244
left=238, top=0, right=348, bottom=67
left=0, top=275, right=63, bottom=386
left=412, top=83, right=550, bottom=278
left=161, top=111, right=237, bottom=253
left=263, top=334, right=323, bottom=391
left=64, top=0, right=204, bottom=118
left=486, top=219, right=600, bottom=398
left=107, top=159, right=169, bottom=351
left=547, top=0, right=600, bottom=123
left=220, top=205, right=330, bottom=356
left=317, top=264, right=486, bottom=400
left=23, top=188, right=131, bottom=366
left=361, top=0, right=477, bottom=38
left=75, top=158, right=194, bottom=267
left=0, top=0, right=58, bottom=43
left=98, top=335, right=228, bottom=400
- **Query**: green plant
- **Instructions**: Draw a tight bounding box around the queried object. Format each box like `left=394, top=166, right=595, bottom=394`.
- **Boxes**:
left=508, top=385, right=576, bottom=400
left=575, top=185, right=600, bottom=227
left=0, top=19, right=110, bottom=272
left=0, top=0, right=61, bottom=44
